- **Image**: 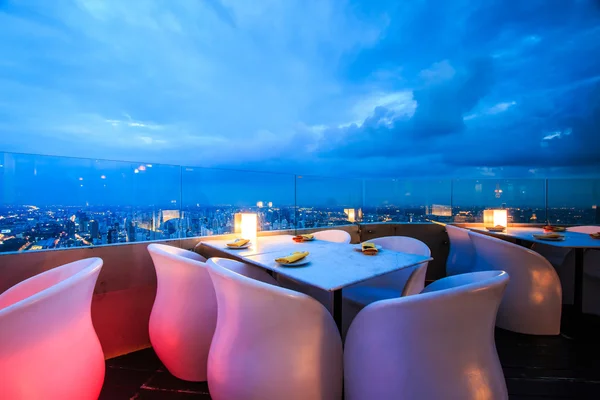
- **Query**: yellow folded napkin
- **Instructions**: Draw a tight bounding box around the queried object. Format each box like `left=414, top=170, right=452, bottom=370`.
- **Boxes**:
left=301, top=234, right=314, bottom=240
left=227, top=238, right=250, bottom=248
left=533, top=233, right=564, bottom=239
left=361, top=242, right=378, bottom=254
left=275, top=251, right=309, bottom=264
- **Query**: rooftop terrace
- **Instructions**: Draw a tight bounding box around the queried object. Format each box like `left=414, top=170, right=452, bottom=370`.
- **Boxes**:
left=1, top=152, right=600, bottom=399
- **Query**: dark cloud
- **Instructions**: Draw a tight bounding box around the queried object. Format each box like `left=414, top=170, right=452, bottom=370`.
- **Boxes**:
left=412, top=57, right=494, bottom=137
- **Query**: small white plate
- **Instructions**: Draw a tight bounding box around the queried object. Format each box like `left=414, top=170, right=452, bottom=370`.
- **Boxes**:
left=353, top=244, right=383, bottom=252
left=226, top=242, right=251, bottom=249
left=276, top=256, right=311, bottom=266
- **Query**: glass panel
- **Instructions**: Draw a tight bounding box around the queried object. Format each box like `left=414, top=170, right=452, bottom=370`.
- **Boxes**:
left=452, top=179, right=546, bottom=224
left=0, top=152, right=181, bottom=253
left=363, top=179, right=452, bottom=223
left=547, top=179, right=600, bottom=225
left=181, top=167, right=295, bottom=236
left=295, top=175, right=363, bottom=229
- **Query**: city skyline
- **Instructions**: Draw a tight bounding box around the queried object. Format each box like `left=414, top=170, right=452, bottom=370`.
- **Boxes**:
left=1, top=202, right=597, bottom=254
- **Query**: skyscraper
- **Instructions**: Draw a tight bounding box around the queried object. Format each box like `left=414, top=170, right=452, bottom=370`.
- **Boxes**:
left=90, top=220, right=99, bottom=239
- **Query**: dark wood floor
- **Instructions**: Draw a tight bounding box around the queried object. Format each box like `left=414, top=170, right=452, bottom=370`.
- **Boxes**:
left=100, top=308, right=600, bottom=399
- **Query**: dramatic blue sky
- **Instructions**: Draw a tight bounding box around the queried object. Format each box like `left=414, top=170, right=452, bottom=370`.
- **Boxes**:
left=1, top=0, right=600, bottom=181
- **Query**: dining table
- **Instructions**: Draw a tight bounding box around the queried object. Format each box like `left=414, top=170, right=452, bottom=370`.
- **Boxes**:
left=198, top=234, right=433, bottom=332
left=470, top=226, right=600, bottom=337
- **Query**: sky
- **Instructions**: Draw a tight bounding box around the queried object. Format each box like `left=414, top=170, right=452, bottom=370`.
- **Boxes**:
left=1, top=0, right=600, bottom=206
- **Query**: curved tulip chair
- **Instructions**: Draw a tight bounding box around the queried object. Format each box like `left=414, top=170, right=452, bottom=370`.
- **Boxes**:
left=568, top=226, right=600, bottom=235
left=344, top=236, right=430, bottom=302
left=313, top=229, right=352, bottom=244
left=345, top=271, right=510, bottom=400
left=0, top=258, right=105, bottom=400
left=147, top=244, right=214, bottom=382
left=530, top=226, right=599, bottom=303
left=206, top=259, right=343, bottom=400
left=469, top=231, right=562, bottom=335
left=446, top=225, right=476, bottom=276
left=206, top=257, right=279, bottom=286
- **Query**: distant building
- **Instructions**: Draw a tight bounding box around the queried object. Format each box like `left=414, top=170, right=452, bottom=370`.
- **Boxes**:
left=89, top=220, right=99, bottom=239
left=107, top=228, right=117, bottom=244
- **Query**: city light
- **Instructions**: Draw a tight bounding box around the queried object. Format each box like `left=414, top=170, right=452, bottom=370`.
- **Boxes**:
left=344, top=208, right=356, bottom=222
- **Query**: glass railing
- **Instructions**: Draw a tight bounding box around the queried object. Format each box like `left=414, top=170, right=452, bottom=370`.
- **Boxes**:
left=1, top=152, right=599, bottom=253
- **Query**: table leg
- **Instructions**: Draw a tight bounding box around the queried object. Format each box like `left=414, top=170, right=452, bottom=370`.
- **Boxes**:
left=331, top=289, right=343, bottom=334
left=574, top=248, right=584, bottom=317
left=562, top=248, right=585, bottom=340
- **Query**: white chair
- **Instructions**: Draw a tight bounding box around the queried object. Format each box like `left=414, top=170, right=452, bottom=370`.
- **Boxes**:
left=313, top=229, right=351, bottom=243
left=147, top=244, right=215, bottom=382
left=206, top=258, right=343, bottom=400
left=469, top=231, right=562, bottom=335
left=345, top=271, right=510, bottom=400
left=148, top=247, right=278, bottom=382
left=344, top=236, right=430, bottom=302
left=0, top=258, right=105, bottom=400
left=446, top=224, right=476, bottom=275
left=342, top=237, right=430, bottom=334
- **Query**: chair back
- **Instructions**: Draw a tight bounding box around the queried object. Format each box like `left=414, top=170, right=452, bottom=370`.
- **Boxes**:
left=446, top=225, right=476, bottom=275
left=568, top=225, right=600, bottom=234
left=207, top=259, right=343, bottom=400
left=0, top=258, right=105, bottom=400
left=207, top=257, right=279, bottom=285
left=147, top=244, right=216, bottom=381
left=469, top=231, right=562, bottom=335
left=345, top=271, right=509, bottom=400
left=313, top=229, right=352, bottom=243
left=357, top=236, right=430, bottom=295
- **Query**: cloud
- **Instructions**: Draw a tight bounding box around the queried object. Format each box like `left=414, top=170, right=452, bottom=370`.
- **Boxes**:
left=0, top=0, right=599, bottom=180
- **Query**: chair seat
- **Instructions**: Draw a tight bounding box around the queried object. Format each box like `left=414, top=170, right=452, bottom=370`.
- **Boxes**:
left=344, top=286, right=402, bottom=306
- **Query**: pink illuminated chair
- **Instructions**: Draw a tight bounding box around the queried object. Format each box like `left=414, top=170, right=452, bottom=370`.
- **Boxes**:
left=313, top=229, right=352, bottom=243
left=206, top=257, right=343, bottom=400
left=446, top=225, right=476, bottom=275
left=469, top=231, right=562, bottom=335
left=147, top=245, right=275, bottom=382
left=345, top=271, right=510, bottom=400
left=0, top=258, right=105, bottom=400
left=147, top=244, right=214, bottom=381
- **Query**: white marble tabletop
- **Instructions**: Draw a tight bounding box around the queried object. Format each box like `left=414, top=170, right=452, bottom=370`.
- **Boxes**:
left=201, top=235, right=432, bottom=291
left=199, top=235, right=297, bottom=257
left=471, top=227, right=600, bottom=249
